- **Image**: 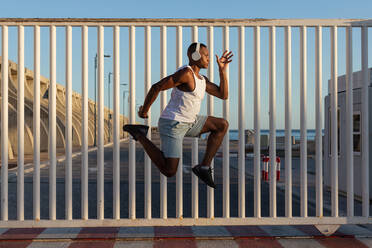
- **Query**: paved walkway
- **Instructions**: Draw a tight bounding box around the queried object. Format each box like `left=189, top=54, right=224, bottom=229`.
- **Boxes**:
left=1, top=224, right=372, bottom=247
left=0, top=225, right=372, bottom=248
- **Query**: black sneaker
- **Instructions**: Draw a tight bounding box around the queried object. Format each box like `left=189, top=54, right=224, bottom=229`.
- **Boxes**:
left=123, top=124, right=149, bottom=141
left=192, top=164, right=216, bottom=189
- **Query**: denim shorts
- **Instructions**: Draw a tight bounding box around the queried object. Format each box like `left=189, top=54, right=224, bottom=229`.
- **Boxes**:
left=158, top=115, right=208, bottom=158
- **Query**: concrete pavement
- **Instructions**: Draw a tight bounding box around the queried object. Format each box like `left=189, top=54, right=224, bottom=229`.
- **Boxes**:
left=0, top=224, right=372, bottom=247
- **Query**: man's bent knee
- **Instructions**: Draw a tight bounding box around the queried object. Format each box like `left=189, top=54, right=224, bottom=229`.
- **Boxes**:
left=163, top=158, right=179, bottom=177
left=220, top=119, right=229, bottom=133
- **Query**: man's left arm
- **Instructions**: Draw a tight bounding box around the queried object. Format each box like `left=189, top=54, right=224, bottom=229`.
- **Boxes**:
left=205, top=50, right=233, bottom=100
left=205, top=73, right=228, bottom=100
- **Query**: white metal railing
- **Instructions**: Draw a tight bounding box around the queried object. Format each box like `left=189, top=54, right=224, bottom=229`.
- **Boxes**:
left=0, top=18, right=370, bottom=227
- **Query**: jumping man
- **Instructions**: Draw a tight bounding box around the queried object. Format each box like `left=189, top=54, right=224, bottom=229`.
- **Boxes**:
left=123, top=42, right=233, bottom=188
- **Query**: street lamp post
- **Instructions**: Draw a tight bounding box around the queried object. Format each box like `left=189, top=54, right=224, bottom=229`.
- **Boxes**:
left=108, top=72, right=113, bottom=142
left=94, top=53, right=111, bottom=146
left=121, top=83, right=128, bottom=138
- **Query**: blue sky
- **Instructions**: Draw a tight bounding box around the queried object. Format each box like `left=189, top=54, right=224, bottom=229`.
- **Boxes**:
left=2, top=0, right=372, bottom=19
left=1, top=0, right=371, bottom=129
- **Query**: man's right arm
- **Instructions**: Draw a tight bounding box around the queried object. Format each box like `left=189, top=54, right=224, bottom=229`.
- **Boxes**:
left=138, top=68, right=191, bottom=118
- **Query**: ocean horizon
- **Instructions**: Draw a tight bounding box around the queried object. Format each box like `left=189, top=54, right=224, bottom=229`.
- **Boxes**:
left=228, top=129, right=324, bottom=141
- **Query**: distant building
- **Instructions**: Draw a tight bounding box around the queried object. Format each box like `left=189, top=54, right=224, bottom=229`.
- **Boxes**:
left=324, top=68, right=372, bottom=199
left=0, top=58, right=128, bottom=160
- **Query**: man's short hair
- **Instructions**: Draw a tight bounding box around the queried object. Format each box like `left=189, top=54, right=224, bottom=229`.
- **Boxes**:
left=187, top=42, right=207, bottom=58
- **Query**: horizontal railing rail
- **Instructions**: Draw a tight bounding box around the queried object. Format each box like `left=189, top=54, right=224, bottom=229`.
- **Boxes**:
left=0, top=18, right=370, bottom=26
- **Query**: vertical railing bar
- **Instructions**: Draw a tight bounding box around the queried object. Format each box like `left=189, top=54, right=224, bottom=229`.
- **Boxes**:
left=238, top=25, right=245, bottom=218
left=144, top=25, right=152, bottom=219
left=315, top=26, right=323, bottom=217
left=49, top=25, right=57, bottom=221
left=300, top=26, right=308, bottom=217
left=330, top=26, right=338, bottom=217
left=33, top=25, right=41, bottom=221
left=253, top=26, right=261, bottom=218
left=113, top=25, right=120, bottom=220
left=129, top=25, right=136, bottom=219
left=222, top=26, right=230, bottom=218
left=17, top=25, right=25, bottom=221
left=346, top=26, right=353, bottom=217
left=1, top=25, right=8, bottom=221
left=361, top=25, right=369, bottom=218
left=97, top=25, right=105, bottom=220
left=65, top=25, right=73, bottom=220
left=81, top=25, right=89, bottom=220
left=176, top=25, right=183, bottom=219
left=160, top=25, right=167, bottom=219
left=284, top=26, right=292, bottom=218
left=207, top=26, right=215, bottom=219
left=269, top=26, right=277, bottom=218
left=191, top=25, right=199, bottom=219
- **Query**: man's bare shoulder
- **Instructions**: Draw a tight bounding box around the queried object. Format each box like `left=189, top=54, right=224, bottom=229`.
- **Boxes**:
left=175, top=66, right=193, bottom=76
left=173, top=66, right=194, bottom=83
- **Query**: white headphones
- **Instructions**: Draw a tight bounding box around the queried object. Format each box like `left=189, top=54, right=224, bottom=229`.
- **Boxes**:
left=191, top=42, right=201, bottom=61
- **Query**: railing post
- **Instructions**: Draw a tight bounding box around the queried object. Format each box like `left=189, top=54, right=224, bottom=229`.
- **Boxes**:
left=65, top=25, right=73, bottom=220
left=269, top=26, right=277, bottom=218
left=207, top=26, right=215, bottom=219
left=129, top=25, right=136, bottom=219
left=144, top=25, right=152, bottom=219
left=223, top=26, right=230, bottom=218
left=300, top=26, right=308, bottom=218
left=192, top=25, right=199, bottom=219
left=346, top=26, right=353, bottom=217
left=361, top=25, right=369, bottom=218
left=285, top=26, right=292, bottom=218
left=49, top=25, right=57, bottom=221
left=315, top=26, right=323, bottom=217
left=1, top=25, right=8, bottom=221
left=254, top=26, right=261, bottom=218
left=81, top=25, right=89, bottom=220
left=17, top=25, right=25, bottom=221
left=97, top=25, right=105, bottom=220
left=176, top=25, right=183, bottom=219
left=33, top=25, right=41, bottom=221
left=160, top=25, right=167, bottom=219
left=113, top=25, right=121, bottom=220
left=238, top=25, right=245, bottom=218
left=330, top=26, right=338, bottom=217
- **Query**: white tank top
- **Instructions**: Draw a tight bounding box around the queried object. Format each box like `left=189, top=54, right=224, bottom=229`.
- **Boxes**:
left=160, top=65, right=206, bottom=123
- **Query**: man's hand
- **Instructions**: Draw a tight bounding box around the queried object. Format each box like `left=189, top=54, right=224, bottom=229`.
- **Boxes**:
left=138, top=105, right=148, bottom=119
left=216, top=50, right=233, bottom=71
